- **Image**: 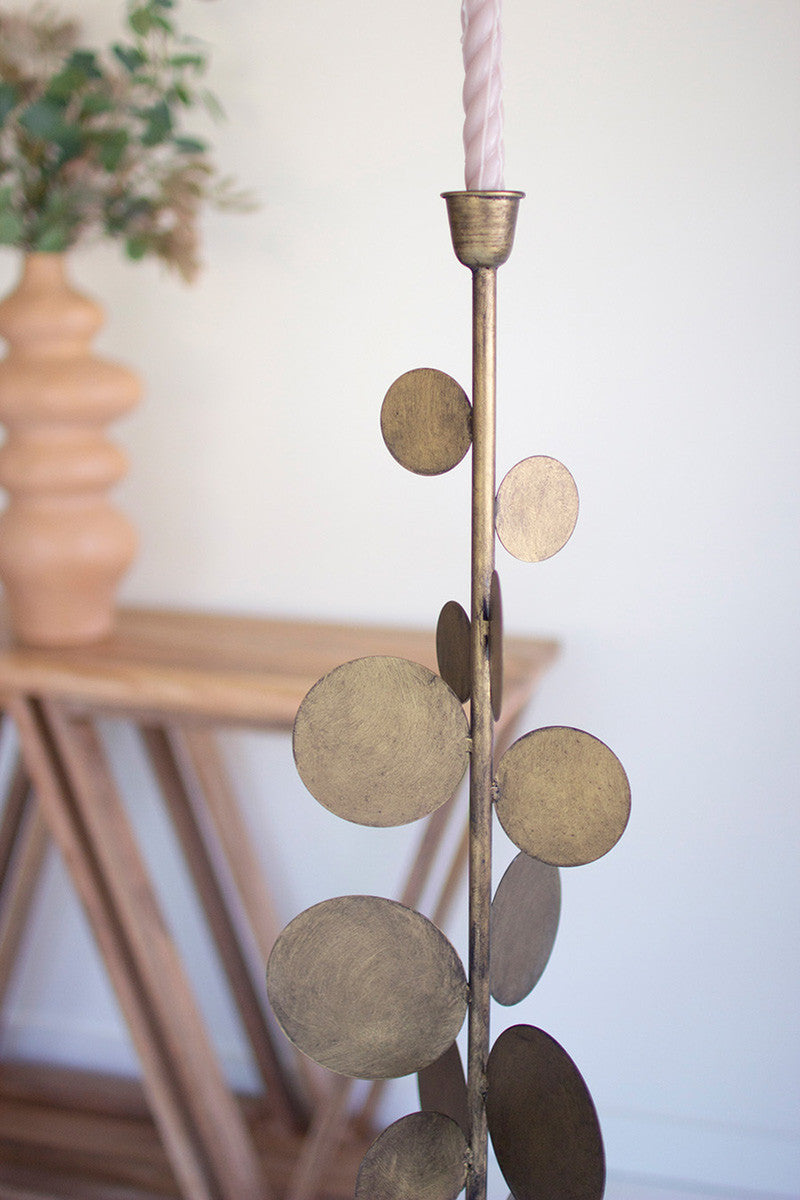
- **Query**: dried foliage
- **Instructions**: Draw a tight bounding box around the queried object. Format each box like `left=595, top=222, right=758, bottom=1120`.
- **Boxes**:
left=0, top=0, right=251, bottom=280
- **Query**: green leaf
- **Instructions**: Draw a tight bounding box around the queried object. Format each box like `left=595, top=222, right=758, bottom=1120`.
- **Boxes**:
left=113, top=43, right=147, bottom=72
left=128, top=7, right=156, bottom=36
left=0, top=207, right=24, bottom=246
left=0, top=82, right=19, bottom=125
left=69, top=51, right=103, bottom=80
left=169, top=53, right=205, bottom=70
left=169, top=83, right=192, bottom=106
left=98, top=129, right=130, bottom=171
left=19, top=99, right=71, bottom=141
left=173, top=136, right=207, bottom=154
left=81, top=92, right=115, bottom=117
left=125, top=234, right=150, bottom=261
left=33, top=223, right=71, bottom=252
left=201, top=90, right=225, bottom=121
left=141, top=100, right=172, bottom=146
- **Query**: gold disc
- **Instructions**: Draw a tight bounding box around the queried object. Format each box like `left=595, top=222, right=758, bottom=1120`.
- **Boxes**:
left=293, top=656, right=470, bottom=827
left=495, top=456, right=579, bottom=562
left=495, top=726, right=631, bottom=867
left=418, top=1039, right=469, bottom=1137
left=490, top=852, right=560, bottom=1006
left=381, top=368, right=472, bottom=476
left=436, top=601, right=471, bottom=703
left=266, top=895, right=468, bottom=1079
left=487, top=1024, right=605, bottom=1200
left=355, top=1111, right=468, bottom=1200
left=489, top=570, right=504, bottom=720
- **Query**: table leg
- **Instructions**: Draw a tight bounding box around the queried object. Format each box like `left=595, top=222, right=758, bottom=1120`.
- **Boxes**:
left=0, top=761, right=48, bottom=1009
left=139, top=723, right=307, bottom=1130
left=8, top=696, right=270, bottom=1200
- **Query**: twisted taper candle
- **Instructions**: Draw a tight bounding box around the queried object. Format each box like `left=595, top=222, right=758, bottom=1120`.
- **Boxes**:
left=461, top=0, right=505, bottom=190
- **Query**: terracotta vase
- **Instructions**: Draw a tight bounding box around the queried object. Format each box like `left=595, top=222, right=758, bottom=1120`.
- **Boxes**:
left=0, top=253, right=139, bottom=646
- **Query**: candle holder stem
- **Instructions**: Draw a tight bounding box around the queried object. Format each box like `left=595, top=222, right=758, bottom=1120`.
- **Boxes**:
left=444, top=189, right=523, bottom=1200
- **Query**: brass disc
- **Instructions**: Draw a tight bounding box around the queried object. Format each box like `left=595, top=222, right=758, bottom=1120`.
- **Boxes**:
left=418, top=1039, right=469, bottom=1136
left=266, top=895, right=468, bottom=1079
left=495, top=726, right=631, bottom=867
left=381, top=368, right=472, bottom=476
left=436, top=601, right=471, bottom=703
left=293, top=656, right=469, bottom=827
left=495, top=456, right=579, bottom=562
left=355, top=1111, right=468, bottom=1200
left=490, top=852, right=560, bottom=1006
left=489, top=570, right=504, bottom=720
left=487, top=1024, right=605, bottom=1200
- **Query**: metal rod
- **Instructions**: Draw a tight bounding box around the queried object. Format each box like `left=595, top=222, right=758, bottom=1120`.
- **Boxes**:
left=467, top=262, right=497, bottom=1200
left=443, top=188, right=523, bottom=1200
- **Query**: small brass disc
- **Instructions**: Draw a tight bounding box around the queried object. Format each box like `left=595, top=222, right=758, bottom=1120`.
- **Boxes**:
left=293, top=656, right=469, bottom=827
left=436, top=601, right=471, bottom=703
left=490, top=852, right=561, bottom=1006
left=381, top=368, right=472, bottom=476
left=266, top=895, right=468, bottom=1079
left=355, top=1111, right=468, bottom=1200
left=487, top=1024, right=605, bottom=1200
left=489, top=570, right=504, bottom=720
left=495, top=726, right=631, bottom=867
left=418, top=1039, right=469, bottom=1137
left=496, top=456, right=579, bottom=562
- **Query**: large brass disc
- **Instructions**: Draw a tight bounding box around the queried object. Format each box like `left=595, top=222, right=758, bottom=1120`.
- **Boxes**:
left=266, top=895, right=468, bottom=1079
left=293, top=656, right=470, bottom=827
left=381, top=368, right=472, bottom=475
left=418, top=1039, right=469, bottom=1136
left=495, top=456, right=579, bottom=562
left=436, top=601, right=471, bottom=703
left=355, top=1111, right=468, bottom=1200
left=487, top=1025, right=605, bottom=1200
left=489, top=570, right=504, bottom=719
left=490, top=852, right=560, bottom=1006
left=495, top=726, right=631, bottom=867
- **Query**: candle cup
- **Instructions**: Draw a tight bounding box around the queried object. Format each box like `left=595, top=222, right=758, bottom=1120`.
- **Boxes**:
left=443, top=190, right=524, bottom=270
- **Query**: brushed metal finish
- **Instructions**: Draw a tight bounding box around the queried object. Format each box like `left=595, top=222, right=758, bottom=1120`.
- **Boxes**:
left=293, top=656, right=469, bottom=827
left=418, top=1039, right=470, bottom=1137
left=486, top=1024, right=605, bottom=1200
left=266, top=895, right=468, bottom=1080
left=443, top=192, right=524, bottom=269
left=496, top=456, right=579, bottom=563
left=496, top=726, right=631, bottom=867
left=489, top=570, right=503, bottom=720
left=436, top=601, right=471, bottom=703
left=381, top=368, right=472, bottom=476
left=355, top=1111, right=468, bottom=1200
left=490, top=852, right=560, bottom=1006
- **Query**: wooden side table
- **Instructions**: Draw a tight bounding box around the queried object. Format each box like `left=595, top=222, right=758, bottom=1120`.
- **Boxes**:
left=0, top=607, right=556, bottom=1200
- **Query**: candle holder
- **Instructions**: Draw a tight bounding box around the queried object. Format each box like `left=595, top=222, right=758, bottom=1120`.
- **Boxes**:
left=266, top=192, right=631, bottom=1200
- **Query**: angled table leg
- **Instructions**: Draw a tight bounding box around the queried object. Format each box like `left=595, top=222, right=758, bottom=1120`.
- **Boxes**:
left=139, top=722, right=307, bottom=1131
left=0, top=760, right=48, bottom=1008
left=7, top=696, right=271, bottom=1200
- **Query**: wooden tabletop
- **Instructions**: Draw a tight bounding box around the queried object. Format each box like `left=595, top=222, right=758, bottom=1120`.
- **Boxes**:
left=0, top=606, right=558, bottom=729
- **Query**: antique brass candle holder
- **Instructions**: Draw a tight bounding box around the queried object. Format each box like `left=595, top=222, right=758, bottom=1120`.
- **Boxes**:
left=266, top=192, right=631, bottom=1200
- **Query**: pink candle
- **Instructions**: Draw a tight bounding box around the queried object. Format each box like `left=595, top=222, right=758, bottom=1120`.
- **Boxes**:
left=461, top=0, right=505, bottom=191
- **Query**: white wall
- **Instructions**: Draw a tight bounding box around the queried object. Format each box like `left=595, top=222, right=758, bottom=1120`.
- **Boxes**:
left=1, top=2, right=798, bottom=1197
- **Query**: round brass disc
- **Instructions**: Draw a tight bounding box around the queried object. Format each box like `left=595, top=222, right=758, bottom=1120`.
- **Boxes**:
left=489, top=570, right=503, bottom=720
left=293, top=656, right=469, bottom=827
left=436, top=601, right=471, bottom=703
left=418, top=1039, right=469, bottom=1137
left=487, top=1024, right=605, bottom=1200
left=496, top=726, right=631, bottom=867
left=356, top=1111, right=468, bottom=1200
left=266, top=895, right=468, bottom=1079
left=381, top=368, right=472, bottom=476
left=490, top=852, right=561, bottom=1006
left=495, top=456, right=579, bottom=562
